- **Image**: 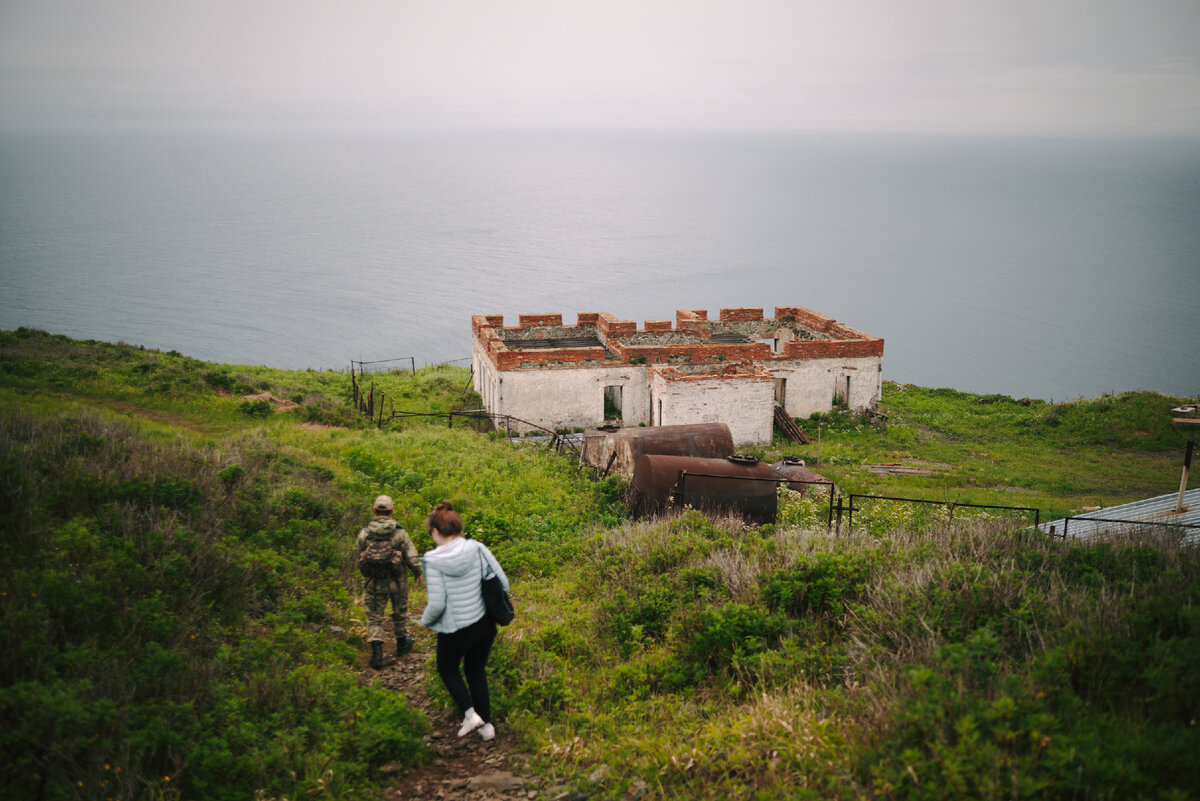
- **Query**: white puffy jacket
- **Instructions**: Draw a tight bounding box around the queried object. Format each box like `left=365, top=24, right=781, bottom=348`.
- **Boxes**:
left=420, top=538, right=509, bottom=634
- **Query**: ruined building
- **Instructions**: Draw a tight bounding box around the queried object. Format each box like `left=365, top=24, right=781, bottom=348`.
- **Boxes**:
left=471, top=306, right=884, bottom=445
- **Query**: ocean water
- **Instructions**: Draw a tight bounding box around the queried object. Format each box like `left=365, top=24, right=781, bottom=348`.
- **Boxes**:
left=1, top=129, right=1197, bottom=400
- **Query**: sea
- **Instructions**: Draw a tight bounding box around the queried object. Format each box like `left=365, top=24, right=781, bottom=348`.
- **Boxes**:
left=1, top=129, right=1197, bottom=401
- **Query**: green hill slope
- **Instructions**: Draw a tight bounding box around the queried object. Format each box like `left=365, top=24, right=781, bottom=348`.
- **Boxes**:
left=2, top=329, right=1196, bottom=800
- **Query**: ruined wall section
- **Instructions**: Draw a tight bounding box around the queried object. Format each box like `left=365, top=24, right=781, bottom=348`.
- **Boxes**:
left=472, top=313, right=647, bottom=433
left=767, top=356, right=883, bottom=419
left=491, top=364, right=650, bottom=433
left=773, top=306, right=884, bottom=360
left=648, top=363, right=774, bottom=445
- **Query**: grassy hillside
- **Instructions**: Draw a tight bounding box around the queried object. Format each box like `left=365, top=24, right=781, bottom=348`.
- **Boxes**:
left=2, top=328, right=1196, bottom=800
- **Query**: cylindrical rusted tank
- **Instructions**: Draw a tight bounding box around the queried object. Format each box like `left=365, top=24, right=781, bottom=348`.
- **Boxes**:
left=583, top=423, right=735, bottom=479
left=632, top=454, right=778, bottom=523
left=769, top=456, right=830, bottom=496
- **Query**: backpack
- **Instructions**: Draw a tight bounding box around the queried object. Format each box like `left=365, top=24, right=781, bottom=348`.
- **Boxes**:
left=358, top=528, right=400, bottom=579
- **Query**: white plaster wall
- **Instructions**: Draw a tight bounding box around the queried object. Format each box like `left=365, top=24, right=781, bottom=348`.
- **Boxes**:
left=768, top=356, right=882, bottom=419
left=493, top=364, right=650, bottom=432
left=649, top=374, right=774, bottom=445
left=472, top=341, right=501, bottom=418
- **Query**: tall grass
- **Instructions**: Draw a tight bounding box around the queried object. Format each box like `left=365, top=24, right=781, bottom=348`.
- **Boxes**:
left=0, top=409, right=429, bottom=800
left=497, top=512, right=1200, bottom=800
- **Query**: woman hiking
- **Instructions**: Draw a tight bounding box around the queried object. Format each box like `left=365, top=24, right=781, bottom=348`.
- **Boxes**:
left=419, top=500, right=508, bottom=741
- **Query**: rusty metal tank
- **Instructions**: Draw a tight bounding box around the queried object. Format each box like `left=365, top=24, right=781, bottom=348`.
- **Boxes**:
left=582, top=423, right=735, bottom=479
left=631, top=453, right=779, bottom=523
left=769, top=456, right=831, bottom=496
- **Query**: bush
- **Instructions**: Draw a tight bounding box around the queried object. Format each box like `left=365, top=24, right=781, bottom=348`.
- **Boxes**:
left=238, top=398, right=273, bottom=418
left=762, top=551, right=876, bottom=619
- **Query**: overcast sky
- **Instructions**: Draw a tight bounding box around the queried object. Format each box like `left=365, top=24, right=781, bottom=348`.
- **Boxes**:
left=2, top=0, right=1198, bottom=135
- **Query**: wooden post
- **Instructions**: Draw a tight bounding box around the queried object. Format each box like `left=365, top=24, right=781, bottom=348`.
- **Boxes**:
left=1178, top=440, right=1194, bottom=513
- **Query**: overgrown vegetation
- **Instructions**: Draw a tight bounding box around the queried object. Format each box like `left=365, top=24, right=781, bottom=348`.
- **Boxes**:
left=0, top=330, right=609, bottom=800
left=748, top=382, right=1195, bottom=522
left=500, top=514, right=1199, bottom=800
left=2, top=329, right=1196, bottom=800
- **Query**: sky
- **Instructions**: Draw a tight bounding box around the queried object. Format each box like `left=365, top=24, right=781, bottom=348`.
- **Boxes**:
left=1, top=0, right=1199, bottom=135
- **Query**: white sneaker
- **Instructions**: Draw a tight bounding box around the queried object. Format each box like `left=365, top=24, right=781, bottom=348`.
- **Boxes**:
left=477, top=723, right=495, bottom=741
left=457, top=708, right=484, bottom=737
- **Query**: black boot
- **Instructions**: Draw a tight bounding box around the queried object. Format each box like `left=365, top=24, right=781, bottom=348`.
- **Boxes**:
left=369, top=641, right=383, bottom=669
left=396, top=636, right=414, bottom=657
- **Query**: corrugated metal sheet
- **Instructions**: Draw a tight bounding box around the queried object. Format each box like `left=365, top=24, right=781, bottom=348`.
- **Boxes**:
left=1038, top=488, right=1200, bottom=543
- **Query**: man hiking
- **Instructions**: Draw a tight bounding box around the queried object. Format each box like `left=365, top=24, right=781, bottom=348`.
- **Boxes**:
left=356, top=495, right=422, bottom=669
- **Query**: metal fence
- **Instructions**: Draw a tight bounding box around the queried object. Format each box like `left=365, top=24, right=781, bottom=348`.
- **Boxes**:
left=1047, top=515, right=1200, bottom=543
left=845, top=493, right=1041, bottom=535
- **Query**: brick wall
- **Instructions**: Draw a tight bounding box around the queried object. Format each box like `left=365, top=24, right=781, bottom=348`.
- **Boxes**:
left=719, top=307, right=764, bottom=322
left=493, top=346, right=608, bottom=371
left=597, top=312, right=638, bottom=340
left=611, top=341, right=772, bottom=364
left=774, top=306, right=835, bottom=333
left=518, top=313, right=563, bottom=327
left=644, top=320, right=673, bottom=332
left=675, top=309, right=712, bottom=339
left=784, top=338, right=884, bottom=359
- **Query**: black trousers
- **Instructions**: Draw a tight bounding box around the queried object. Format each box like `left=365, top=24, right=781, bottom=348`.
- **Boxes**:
left=436, top=616, right=497, bottom=722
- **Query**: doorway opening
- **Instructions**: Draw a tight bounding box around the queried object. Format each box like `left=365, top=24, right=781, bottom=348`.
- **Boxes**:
left=604, top=385, right=623, bottom=422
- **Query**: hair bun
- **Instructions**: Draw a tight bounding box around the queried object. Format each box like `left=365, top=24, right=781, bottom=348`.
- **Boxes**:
left=435, top=500, right=454, bottom=512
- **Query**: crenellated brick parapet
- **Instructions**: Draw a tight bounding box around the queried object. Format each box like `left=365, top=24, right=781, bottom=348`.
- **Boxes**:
left=596, top=312, right=638, bottom=342
left=675, top=309, right=712, bottom=339
left=473, top=305, right=882, bottom=371
left=783, top=337, right=884, bottom=359
left=775, top=306, right=836, bottom=333
left=492, top=346, right=608, bottom=370
left=719, top=307, right=765, bottom=322
left=472, top=314, right=505, bottom=338
left=518, top=313, right=563, bottom=327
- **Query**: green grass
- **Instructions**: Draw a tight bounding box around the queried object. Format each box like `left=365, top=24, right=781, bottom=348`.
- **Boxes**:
left=742, top=382, right=1196, bottom=521
left=2, top=329, right=1197, bottom=800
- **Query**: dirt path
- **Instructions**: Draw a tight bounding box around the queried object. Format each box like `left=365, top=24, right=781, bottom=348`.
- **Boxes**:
left=361, top=622, right=556, bottom=801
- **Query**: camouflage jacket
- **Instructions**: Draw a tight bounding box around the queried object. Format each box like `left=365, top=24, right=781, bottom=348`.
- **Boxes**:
left=355, top=517, right=422, bottom=578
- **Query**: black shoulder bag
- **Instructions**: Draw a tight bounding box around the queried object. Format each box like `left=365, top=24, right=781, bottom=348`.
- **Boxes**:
left=478, top=547, right=514, bottom=626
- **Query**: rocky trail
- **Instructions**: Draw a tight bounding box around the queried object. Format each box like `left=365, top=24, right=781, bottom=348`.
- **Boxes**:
left=361, top=623, right=573, bottom=801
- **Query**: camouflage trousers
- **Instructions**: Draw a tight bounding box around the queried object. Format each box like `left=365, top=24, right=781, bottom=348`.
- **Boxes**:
left=364, top=573, right=410, bottom=643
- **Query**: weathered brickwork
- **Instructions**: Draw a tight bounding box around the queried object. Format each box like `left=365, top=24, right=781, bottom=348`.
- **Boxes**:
left=471, top=306, right=884, bottom=444
left=518, top=313, right=563, bottom=326
left=719, top=307, right=765, bottom=322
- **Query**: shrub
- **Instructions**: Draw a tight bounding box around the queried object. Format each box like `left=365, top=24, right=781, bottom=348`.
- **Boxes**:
left=238, top=398, right=273, bottom=418
left=762, top=551, right=876, bottom=619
